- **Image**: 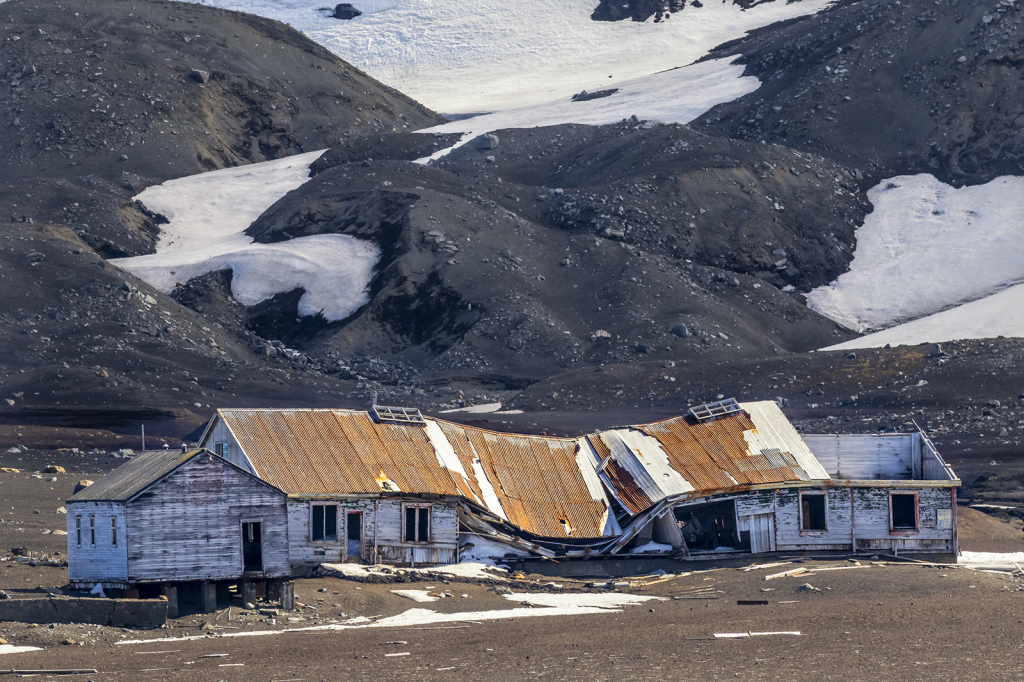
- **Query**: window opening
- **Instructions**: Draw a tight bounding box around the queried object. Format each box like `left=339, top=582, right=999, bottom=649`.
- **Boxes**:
left=891, top=493, right=918, bottom=530
left=215, top=442, right=229, bottom=457
left=405, top=505, right=431, bottom=543
left=75, top=516, right=81, bottom=546
left=801, top=493, right=827, bottom=531
left=311, top=504, right=338, bottom=542
left=89, top=515, right=95, bottom=546
left=111, top=517, right=118, bottom=546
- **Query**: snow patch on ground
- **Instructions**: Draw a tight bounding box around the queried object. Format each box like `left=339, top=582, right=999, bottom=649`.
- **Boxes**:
left=459, top=536, right=531, bottom=566
left=0, top=645, right=43, bottom=654
left=503, top=592, right=663, bottom=608
left=808, top=175, right=1024, bottom=334
left=187, top=0, right=833, bottom=114
left=111, top=151, right=381, bottom=322
left=419, top=57, right=759, bottom=150
left=118, top=593, right=657, bottom=644
left=441, top=403, right=505, bottom=414
left=391, top=589, right=440, bottom=602
left=958, top=551, right=1024, bottom=571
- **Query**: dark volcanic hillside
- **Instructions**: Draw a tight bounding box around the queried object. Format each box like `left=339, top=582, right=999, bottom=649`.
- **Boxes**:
left=696, top=0, right=1024, bottom=186
left=226, top=121, right=863, bottom=389
left=0, top=0, right=442, bottom=258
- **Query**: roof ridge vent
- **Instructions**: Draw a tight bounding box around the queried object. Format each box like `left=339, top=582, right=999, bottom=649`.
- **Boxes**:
left=689, top=398, right=742, bottom=423
left=370, top=405, right=426, bottom=426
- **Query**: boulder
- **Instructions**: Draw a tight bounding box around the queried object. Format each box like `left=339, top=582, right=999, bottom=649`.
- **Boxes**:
left=331, top=3, right=362, bottom=19
left=43, top=465, right=65, bottom=474
left=189, top=69, right=210, bottom=84
left=474, top=133, right=499, bottom=151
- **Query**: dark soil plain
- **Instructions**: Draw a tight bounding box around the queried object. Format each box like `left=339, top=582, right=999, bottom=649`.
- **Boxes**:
left=2, top=0, right=1024, bottom=676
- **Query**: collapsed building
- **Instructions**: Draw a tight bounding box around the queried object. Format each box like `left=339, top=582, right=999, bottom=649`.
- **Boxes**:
left=198, top=399, right=959, bottom=565
left=66, top=399, right=960, bottom=608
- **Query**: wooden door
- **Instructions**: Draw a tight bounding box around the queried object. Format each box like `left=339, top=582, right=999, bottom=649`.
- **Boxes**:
left=739, top=513, right=775, bottom=554
left=242, top=521, right=263, bottom=572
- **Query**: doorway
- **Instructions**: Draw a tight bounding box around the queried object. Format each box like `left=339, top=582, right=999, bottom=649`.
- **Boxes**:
left=242, top=521, right=263, bottom=572
left=347, top=512, right=363, bottom=560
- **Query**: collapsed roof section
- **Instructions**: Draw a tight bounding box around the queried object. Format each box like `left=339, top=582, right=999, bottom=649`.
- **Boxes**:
left=205, top=400, right=826, bottom=543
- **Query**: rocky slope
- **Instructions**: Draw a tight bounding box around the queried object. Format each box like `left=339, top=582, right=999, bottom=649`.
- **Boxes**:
left=696, top=0, right=1024, bottom=186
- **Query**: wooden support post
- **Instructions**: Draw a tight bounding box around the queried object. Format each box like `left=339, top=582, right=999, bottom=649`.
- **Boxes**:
left=242, top=581, right=256, bottom=606
left=266, top=581, right=283, bottom=602
left=201, top=582, right=217, bottom=614
left=280, top=582, right=295, bottom=611
left=254, top=581, right=267, bottom=599
left=161, top=585, right=178, bottom=620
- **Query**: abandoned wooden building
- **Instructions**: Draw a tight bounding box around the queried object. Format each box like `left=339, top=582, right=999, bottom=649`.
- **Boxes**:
left=188, top=399, right=959, bottom=568
left=66, top=447, right=293, bottom=616
left=67, top=399, right=960, bottom=600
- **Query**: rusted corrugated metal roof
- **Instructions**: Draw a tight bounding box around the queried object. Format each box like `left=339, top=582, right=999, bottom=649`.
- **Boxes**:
left=213, top=401, right=828, bottom=536
left=216, top=409, right=612, bottom=539
left=221, top=409, right=465, bottom=497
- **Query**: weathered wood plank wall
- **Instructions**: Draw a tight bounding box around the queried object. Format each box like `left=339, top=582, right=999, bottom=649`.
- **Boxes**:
left=126, top=455, right=289, bottom=582
left=67, top=502, right=128, bottom=584
left=802, top=434, right=915, bottom=480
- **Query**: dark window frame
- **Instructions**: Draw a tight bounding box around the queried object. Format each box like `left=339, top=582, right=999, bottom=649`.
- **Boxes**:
left=890, top=491, right=920, bottom=533
left=310, top=503, right=339, bottom=542
left=89, top=514, right=96, bottom=546
left=799, top=491, right=828, bottom=533
left=111, top=516, right=118, bottom=547
left=404, top=504, right=431, bottom=544
left=75, top=515, right=82, bottom=547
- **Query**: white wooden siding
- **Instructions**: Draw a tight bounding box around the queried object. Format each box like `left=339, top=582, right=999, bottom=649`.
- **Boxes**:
left=67, top=502, right=128, bottom=584
left=726, top=486, right=954, bottom=553
left=200, top=418, right=254, bottom=473
left=802, top=434, right=915, bottom=480
left=287, top=498, right=377, bottom=568
left=126, top=455, right=289, bottom=582
left=774, top=487, right=854, bottom=551
left=849, top=487, right=954, bottom=551
left=375, top=500, right=458, bottom=565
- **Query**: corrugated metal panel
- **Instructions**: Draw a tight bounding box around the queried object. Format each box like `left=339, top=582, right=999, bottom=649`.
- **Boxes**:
left=441, top=423, right=611, bottom=539
left=222, top=409, right=465, bottom=497
left=588, top=434, right=653, bottom=515
left=220, top=409, right=613, bottom=540
left=742, top=402, right=830, bottom=480
left=68, top=449, right=199, bottom=502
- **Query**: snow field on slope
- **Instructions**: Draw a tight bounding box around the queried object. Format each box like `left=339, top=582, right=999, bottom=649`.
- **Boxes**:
left=821, top=283, right=1024, bottom=351
left=418, top=57, right=759, bottom=152
left=111, top=151, right=380, bottom=322
left=807, top=174, right=1024, bottom=337
left=187, top=0, right=833, bottom=114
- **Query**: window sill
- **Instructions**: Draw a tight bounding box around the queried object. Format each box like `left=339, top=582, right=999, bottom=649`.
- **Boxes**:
left=799, top=530, right=828, bottom=537
left=889, top=529, right=919, bottom=536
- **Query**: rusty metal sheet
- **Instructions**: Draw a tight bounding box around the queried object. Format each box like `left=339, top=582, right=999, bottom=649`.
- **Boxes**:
left=641, top=414, right=801, bottom=492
